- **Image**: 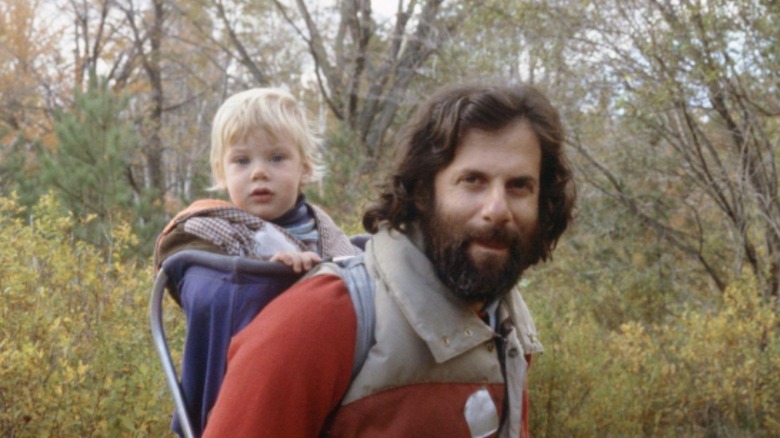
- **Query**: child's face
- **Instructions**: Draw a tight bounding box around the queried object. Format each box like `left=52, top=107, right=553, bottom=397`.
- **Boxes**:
left=223, top=129, right=309, bottom=221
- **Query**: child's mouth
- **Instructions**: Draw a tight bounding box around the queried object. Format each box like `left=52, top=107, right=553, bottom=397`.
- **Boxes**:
left=250, top=188, right=273, bottom=200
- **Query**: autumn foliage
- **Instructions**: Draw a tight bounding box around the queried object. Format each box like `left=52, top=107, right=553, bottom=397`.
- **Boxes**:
left=526, top=265, right=780, bottom=437
left=0, top=194, right=181, bottom=436
left=1, top=194, right=777, bottom=436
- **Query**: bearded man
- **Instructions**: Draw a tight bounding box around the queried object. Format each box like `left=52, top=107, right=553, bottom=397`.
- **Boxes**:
left=203, top=82, right=576, bottom=438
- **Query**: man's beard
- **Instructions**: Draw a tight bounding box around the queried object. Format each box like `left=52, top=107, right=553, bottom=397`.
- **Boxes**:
left=421, top=208, right=541, bottom=304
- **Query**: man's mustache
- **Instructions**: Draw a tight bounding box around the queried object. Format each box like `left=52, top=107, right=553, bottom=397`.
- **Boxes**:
left=460, top=226, right=521, bottom=248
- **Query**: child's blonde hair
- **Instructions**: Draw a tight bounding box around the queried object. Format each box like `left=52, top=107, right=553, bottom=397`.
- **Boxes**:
left=209, top=87, right=325, bottom=191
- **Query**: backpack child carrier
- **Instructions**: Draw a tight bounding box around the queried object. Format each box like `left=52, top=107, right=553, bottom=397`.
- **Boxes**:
left=150, top=247, right=375, bottom=438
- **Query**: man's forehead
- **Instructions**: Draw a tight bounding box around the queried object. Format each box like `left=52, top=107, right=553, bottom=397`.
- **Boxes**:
left=448, top=122, right=540, bottom=165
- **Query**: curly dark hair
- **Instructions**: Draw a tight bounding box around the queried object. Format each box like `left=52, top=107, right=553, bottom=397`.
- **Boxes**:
left=362, top=82, right=576, bottom=263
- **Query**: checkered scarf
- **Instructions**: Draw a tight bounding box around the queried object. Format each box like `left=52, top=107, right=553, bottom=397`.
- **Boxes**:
left=155, top=199, right=358, bottom=266
left=182, top=207, right=308, bottom=257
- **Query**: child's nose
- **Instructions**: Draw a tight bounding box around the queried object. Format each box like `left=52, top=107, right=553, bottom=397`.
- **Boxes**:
left=251, top=162, right=269, bottom=180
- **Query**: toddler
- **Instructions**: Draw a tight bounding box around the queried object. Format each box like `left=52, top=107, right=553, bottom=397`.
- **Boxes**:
left=155, top=87, right=358, bottom=277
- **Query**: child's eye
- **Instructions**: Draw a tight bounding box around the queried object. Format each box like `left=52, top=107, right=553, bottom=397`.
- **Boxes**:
left=233, top=156, right=250, bottom=165
left=270, top=154, right=287, bottom=163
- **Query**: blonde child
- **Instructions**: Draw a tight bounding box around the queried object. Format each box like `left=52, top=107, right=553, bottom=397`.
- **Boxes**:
left=155, top=87, right=358, bottom=276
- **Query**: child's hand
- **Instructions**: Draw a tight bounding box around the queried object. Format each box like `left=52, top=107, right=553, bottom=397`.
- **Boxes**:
left=270, top=251, right=322, bottom=273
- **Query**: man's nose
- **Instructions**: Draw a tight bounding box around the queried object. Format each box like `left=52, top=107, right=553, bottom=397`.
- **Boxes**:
left=482, top=185, right=511, bottom=224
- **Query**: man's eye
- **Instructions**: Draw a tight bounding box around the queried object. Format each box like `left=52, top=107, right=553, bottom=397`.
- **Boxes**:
left=461, top=175, right=482, bottom=185
left=509, top=179, right=534, bottom=193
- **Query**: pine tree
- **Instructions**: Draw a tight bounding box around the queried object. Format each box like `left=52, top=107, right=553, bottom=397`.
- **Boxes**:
left=42, top=73, right=136, bottom=248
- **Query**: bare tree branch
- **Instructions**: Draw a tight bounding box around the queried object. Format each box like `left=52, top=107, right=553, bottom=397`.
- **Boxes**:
left=212, top=0, right=269, bottom=85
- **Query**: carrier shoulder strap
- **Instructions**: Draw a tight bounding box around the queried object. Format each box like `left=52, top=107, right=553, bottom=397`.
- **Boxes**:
left=332, top=254, right=376, bottom=378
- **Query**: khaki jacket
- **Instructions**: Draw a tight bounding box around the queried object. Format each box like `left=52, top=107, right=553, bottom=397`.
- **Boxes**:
left=327, top=226, right=543, bottom=438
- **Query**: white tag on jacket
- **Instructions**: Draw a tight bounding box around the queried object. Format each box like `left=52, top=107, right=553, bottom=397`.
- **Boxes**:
left=464, top=387, right=499, bottom=438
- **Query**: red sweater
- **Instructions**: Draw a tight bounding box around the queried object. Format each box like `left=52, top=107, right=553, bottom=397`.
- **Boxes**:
left=203, top=274, right=355, bottom=437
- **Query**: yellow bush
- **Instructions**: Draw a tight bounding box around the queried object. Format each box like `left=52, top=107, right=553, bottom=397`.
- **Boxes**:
left=529, top=271, right=779, bottom=437
left=607, top=276, right=778, bottom=436
left=0, top=194, right=181, bottom=436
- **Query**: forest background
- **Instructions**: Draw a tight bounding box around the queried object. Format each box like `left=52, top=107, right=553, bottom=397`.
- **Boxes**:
left=1, top=0, right=778, bottom=436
